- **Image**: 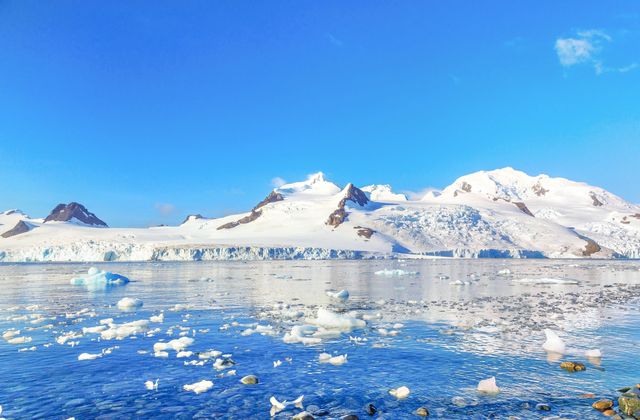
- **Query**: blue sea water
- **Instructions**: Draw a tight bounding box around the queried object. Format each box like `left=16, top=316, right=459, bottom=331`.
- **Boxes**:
left=0, top=260, right=639, bottom=419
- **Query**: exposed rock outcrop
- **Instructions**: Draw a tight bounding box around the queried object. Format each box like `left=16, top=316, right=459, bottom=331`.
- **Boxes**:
left=44, top=202, right=108, bottom=227
left=181, top=214, right=204, bottom=224
left=582, top=238, right=602, bottom=256
left=326, top=184, right=369, bottom=227
left=1, top=220, right=34, bottom=238
left=354, top=226, right=374, bottom=239
left=590, top=192, right=604, bottom=207
left=461, top=182, right=472, bottom=193
left=217, top=191, right=284, bottom=230
left=532, top=182, right=549, bottom=196
left=514, top=202, right=534, bottom=217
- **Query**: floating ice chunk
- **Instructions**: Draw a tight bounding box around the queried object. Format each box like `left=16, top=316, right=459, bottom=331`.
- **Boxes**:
left=585, top=349, right=602, bottom=358
left=2, top=330, right=20, bottom=340
left=198, top=350, right=222, bottom=360
left=176, top=351, right=193, bottom=358
left=183, top=380, right=213, bottom=394
left=542, top=329, right=566, bottom=354
left=82, top=325, right=106, bottom=334
left=269, top=395, right=304, bottom=415
left=513, top=277, right=579, bottom=285
left=153, top=337, right=194, bottom=353
left=326, top=289, right=349, bottom=302
left=374, top=269, right=417, bottom=277
left=99, top=318, right=113, bottom=325
left=154, top=351, right=169, bottom=358
left=149, top=313, right=164, bottom=323
left=497, top=269, right=512, bottom=276
left=100, top=320, right=149, bottom=340
left=117, top=297, right=143, bottom=311
left=70, top=267, right=130, bottom=290
left=7, top=336, right=32, bottom=344
left=145, top=379, right=159, bottom=391
left=273, top=360, right=282, bottom=368
left=319, top=353, right=347, bottom=366
left=78, top=352, right=102, bottom=361
left=450, top=279, right=471, bottom=285
left=310, top=308, right=366, bottom=331
left=389, top=386, right=410, bottom=399
left=477, top=376, right=500, bottom=394
left=283, top=325, right=322, bottom=345
left=213, top=358, right=235, bottom=370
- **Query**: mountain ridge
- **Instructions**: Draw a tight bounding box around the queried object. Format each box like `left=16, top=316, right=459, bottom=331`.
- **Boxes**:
left=1, top=168, right=639, bottom=262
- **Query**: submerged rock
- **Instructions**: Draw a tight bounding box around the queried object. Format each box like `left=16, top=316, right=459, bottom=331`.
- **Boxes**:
left=292, top=412, right=314, bottom=420
left=619, top=395, right=640, bottom=417
left=365, top=403, right=377, bottom=415
left=416, top=406, right=430, bottom=416
left=560, top=361, right=586, bottom=372
left=240, top=375, right=258, bottom=385
left=535, top=403, right=551, bottom=411
left=592, top=399, right=614, bottom=411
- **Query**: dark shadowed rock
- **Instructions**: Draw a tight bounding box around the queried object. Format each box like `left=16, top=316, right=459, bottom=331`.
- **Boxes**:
left=181, top=214, right=204, bottom=224
left=1, top=220, right=35, bottom=238
left=590, top=192, right=604, bottom=207
left=253, top=191, right=284, bottom=211
left=532, top=182, right=549, bottom=196
left=44, top=202, right=108, bottom=227
left=461, top=182, right=472, bottom=192
left=217, top=190, right=284, bottom=230
left=514, top=202, right=534, bottom=217
left=354, top=226, right=374, bottom=239
left=326, top=184, right=368, bottom=227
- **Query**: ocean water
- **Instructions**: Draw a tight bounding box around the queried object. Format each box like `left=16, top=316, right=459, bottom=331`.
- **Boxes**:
left=0, top=259, right=639, bottom=419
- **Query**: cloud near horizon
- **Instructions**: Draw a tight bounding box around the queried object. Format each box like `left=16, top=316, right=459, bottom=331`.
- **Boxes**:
left=555, top=29, right=636, bottom=75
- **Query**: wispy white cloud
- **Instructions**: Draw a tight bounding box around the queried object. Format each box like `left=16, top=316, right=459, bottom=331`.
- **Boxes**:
left=271, top=177, right=287, bottom=187
left=555, top=29, right=636, bottom=75
left=154, top=203, right=176, bottom=216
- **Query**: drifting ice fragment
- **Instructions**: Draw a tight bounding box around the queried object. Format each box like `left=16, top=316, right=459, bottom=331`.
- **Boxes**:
left=477, top=376, right=500, bottom=394
left=145, top=379, right=159, bottom=391
left=269, top=395, right=304, bottom=415
left=70, top=267, right=130, bottom=290
left=326, top=289, right=349, bottom=301
left=116, top=297, right=143, bottom=311
left=183, top=380, right=213, bottom=394
left=585, top=349, right=602, bottom=358
left=389, top=386, right=410, bottom=399
left=542, top=329, right=566, bottom=354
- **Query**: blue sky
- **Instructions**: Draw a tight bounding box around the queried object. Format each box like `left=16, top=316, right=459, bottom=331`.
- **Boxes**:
left=1, top=1, right=639, bottom=226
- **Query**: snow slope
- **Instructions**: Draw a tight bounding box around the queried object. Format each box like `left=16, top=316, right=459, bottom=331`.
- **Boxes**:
left=1, top=169, right=639, bottom=262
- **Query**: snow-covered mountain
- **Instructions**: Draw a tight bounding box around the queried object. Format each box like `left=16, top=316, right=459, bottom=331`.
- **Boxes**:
left=1, top=168, right=639, bottom=262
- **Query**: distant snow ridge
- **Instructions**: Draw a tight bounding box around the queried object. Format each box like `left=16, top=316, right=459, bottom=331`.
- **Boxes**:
left=1, top=167, right=640, bottom=261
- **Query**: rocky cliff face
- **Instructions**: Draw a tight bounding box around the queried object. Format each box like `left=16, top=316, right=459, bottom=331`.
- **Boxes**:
left=1, top=220, right=34, bottom=238
left=44, top=203, right=108, bottom=227
left=326, top=184, right=369, bottom=227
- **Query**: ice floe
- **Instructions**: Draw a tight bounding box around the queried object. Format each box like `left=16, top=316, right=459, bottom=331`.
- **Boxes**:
left=318, top=353, right=347, bottom=366
left=269, top=395, right=304, bottom=415
left=116, top=297, right=143, bottom=310
left=542, top=329, right=566, bottom=354
left=100, top=320, right=149, bottom=340
left=477, top=376, right=500, bottom=394
left=326, top=289, right=349, bottom=302
left=389, top=386, right=410, bottom=399
left=183, top=380, right=213, bottom=394
left=145, top=379, right=159, bottom=391
left=153, top=337, right=194, bottom=353
left=70, top=267, right=130, bottom=290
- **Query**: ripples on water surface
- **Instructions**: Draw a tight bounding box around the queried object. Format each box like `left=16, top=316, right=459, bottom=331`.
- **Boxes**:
left=1, top=259, right=639, bottom=419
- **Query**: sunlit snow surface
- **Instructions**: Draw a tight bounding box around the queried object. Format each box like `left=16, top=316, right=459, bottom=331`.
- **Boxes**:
left=1, top=260, right=640, bottom=419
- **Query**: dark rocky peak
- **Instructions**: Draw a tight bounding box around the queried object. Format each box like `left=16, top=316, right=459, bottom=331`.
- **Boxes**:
left=589, top=192, right=604, bottom=207
left=513, top=202, right=534, bottom=217
left=44, top=202, right=108, bottom=227
left=181, top=214, right=205, bottom=224
left=253, top=191, right=284, bottom=211
left=1, top=220, right=35, bottom=238
left=2, top=209, right=26, bottom=216
left=326, top=184, right=369, bottom=228
left=340, top=183, right=368, bottom=207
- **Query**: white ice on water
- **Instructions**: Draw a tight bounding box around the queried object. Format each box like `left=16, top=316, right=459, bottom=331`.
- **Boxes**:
left=116, top=297, right=143, bottom=310
left=374, top=269, right=418, bottom=277
left=513, top=277, right=579, bottom=285
left=542, top=329, right=566, bottom=354
left=477, top=376, right=500, bottom=394
left=70, top=267, right=129, bottom=289
left=389, top=386, right=410, bottom=399
left=326, top=289, right=349, bottom=301
left=183, top=380, right=213, bottom=394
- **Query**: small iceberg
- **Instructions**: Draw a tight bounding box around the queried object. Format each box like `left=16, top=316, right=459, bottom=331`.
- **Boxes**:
left=70, top=267, right=130, bottom=290
left=585, top=348, right=602, bottom=358
left=183, top=380, right=213, bottom=394
left=497, top=268, right=512, bottom=276
left=78, top=352, right=103, bottom=361
left=153, top=337, right=194, bottom=353
left=117, top=297, right=143, bottom=311
left=542, top=329, right=566, bottom=354
left=389, top=386, right=410, bottom=399
left=477, top=376, right=500, bottom=394
left=326, top=289, right=349, bottom=302
left=145, top=379, right=159, bottom=391
left=318, top=353, right=347, bottom=366
left=269, top=395, right=304, bottom=415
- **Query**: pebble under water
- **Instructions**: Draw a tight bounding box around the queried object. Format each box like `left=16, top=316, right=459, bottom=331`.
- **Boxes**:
left=1, top=259, right=639, bottom=419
